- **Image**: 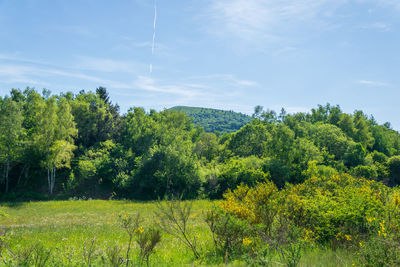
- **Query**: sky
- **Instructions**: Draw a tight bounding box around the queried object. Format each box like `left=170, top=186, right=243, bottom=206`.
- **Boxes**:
left=0, top=0, right=400, bottom=128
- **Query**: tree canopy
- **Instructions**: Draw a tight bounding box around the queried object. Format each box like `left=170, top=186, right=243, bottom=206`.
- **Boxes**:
left=1, top=89, right=400, bottom=200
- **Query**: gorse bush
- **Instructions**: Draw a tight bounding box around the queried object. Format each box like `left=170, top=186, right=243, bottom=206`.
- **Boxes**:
left=2, top=179, right=400, bottom=266
left=206, top=174, right=400, bottom=265
left=284, top=174, right=387, bottom=244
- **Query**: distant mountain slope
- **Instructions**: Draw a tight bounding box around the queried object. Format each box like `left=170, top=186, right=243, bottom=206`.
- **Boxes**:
left=169, top=106, right=253, bottom=133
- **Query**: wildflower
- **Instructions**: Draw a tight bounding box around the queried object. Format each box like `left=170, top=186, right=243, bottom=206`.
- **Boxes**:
left=344, top=234, right=352, bottom=241
left=242, top=237, right=252, bottom=246
left=135, top=226, right=144, bottom=234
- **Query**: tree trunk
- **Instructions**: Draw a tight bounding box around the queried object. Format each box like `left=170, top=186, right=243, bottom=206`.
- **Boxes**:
left=5, top=158, right=9, bottom=193
left=51, top=167, right=56, bottom=195
left=47, top=167, right=51, bottom=194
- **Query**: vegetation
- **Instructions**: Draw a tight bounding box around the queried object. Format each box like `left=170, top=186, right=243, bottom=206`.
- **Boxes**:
left=0, top=199, right=359, bottom=266
left=1, top=89, right=400, bottom=200
left=1, top=179, right=399, bottom=266
left=169, top=106, right=252, bottom=133
left=2, top=87, right=400, bottom=265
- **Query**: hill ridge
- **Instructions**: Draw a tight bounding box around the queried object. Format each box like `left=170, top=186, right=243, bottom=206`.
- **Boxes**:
left=169, top=106, right=252, bottom=133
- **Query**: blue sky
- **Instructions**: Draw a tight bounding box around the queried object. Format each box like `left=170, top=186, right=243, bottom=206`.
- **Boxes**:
left=1, top=0, right=400, bottom=128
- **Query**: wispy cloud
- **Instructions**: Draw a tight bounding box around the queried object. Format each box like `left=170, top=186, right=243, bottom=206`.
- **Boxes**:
left=0, top=55, right=261, bottom=111
left=134, top=76, right=201, bottom=98
left=187, top=74, right=259, bottom=88
left=205, top=0, right=346, bottom=41
left=0, top=58, right=203, bottom=99
left=359, top=22, right=391, bottom=32
left=74, top=56, right=144, bottom=73
left=357, top=80, right=390, bottom=87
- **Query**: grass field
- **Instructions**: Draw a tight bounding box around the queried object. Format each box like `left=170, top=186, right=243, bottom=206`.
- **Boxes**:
left=0, top=200, right=355, bottom=266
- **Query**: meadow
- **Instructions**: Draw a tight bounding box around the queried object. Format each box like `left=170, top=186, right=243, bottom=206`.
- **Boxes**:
left=0, top=200, right=355, bottom=266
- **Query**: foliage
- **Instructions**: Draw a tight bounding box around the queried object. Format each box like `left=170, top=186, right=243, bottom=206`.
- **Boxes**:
left=136, top=227, right=161, bottom=267
left=206, top=156, right=270, bottom=199
left=2, top=87, right=400, bottom=200
left=284, top=174, right=387, bottom=244
left=204, top=206, right=254, bottom=261
left=169, top=106, right=252, bottom=133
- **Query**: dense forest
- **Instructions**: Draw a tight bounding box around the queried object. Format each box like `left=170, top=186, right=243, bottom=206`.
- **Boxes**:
left=169, top=106, right=252, bottom=133
left=1, top=87, right=400, bottom=200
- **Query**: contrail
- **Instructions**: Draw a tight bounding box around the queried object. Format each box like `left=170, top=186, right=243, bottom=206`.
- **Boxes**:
left=150, top=0, right=157, bottom=75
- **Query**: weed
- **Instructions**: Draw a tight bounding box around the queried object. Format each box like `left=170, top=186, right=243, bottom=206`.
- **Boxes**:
left=155, top=199, right=200, bottom=259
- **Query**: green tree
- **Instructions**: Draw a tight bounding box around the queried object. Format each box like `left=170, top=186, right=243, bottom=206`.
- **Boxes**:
left=71, top=90, right=119, bottom=151
left=268, top=124, right=295, bottom=164
left=344, top=143, right=367, bottom=168
left=0, top=97, right=24, bottom=192
left=126, top=141, right=201, bottom=200
left=311, top=123, right=351, bottom=160
left=353, top=111, right=375, bottom=149
left=338, top=113, right=355, bottom=138
left=35, top=96, right=77, bottom=194
left=193, top=132, right=220, bottom=161
left=227, top=121, right=270, bottom=157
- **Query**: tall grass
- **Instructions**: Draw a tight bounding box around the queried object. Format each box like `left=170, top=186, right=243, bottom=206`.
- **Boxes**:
left=0, top=200, right=354, bottom=266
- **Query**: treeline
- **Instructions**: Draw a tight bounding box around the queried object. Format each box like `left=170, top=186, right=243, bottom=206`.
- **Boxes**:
left=1, top=88, right=400, bottom=200
left=169, top=106, right=252, bottom=133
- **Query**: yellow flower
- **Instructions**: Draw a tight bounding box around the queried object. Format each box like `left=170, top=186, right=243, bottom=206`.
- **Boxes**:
left=242, top=237, right=252, bottom=246
left=359, top=242, right=363, bottom=247
left=344, top=234, right=352, bottom=241
left=135, top=226, right=144, bottom=234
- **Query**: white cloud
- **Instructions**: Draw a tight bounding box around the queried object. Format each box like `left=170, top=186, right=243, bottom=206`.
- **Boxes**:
left=134, top=76, right=202, bottom=98
left=357, top=80, right=390, bottom=87
left=0, top=55, right=260, bottom=108
left=205, top=0, right=346, bottom=40
left=186, top=74, right=259, bottom=88
left=359, top=22, right=391, bottom=31
left=75, top=56, right=144, bottom=73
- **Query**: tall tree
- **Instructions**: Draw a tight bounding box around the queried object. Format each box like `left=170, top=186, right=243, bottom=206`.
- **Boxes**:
left=34, top=96, right=77, bottom=194
left=353, top=111, right=375, bottom=149
left=0, top=97, right=24, bottom=192
left=72, top=90, right=120, bottom=150
left=338, top=113, right=355, bottom=138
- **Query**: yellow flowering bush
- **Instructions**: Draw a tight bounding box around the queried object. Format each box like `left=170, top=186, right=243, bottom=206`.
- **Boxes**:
left=284, top=174, right=387, bottom=243
left=219, top=180, right=281, bottom=235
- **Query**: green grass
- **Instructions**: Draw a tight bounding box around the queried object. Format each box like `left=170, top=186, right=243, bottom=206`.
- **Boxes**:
left=0, top=200, right=355, bottom=266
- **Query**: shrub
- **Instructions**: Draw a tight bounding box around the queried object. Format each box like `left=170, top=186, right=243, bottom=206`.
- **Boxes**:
left=154, top=199, right=200, bottom=259
left=204, top=207, right=254, bottom=261
left=284, top=174, right=387, bottom=244
left=219, top=181, right=280, bottom=236
left=136, top=227, right=161, bottom=267
left=352, top=165, right=378, bottom=180
left=206, top=157, right=270, bottom=199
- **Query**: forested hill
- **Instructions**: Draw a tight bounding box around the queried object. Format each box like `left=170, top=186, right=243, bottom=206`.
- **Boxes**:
left=169, top=106, right=252, bottom=133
